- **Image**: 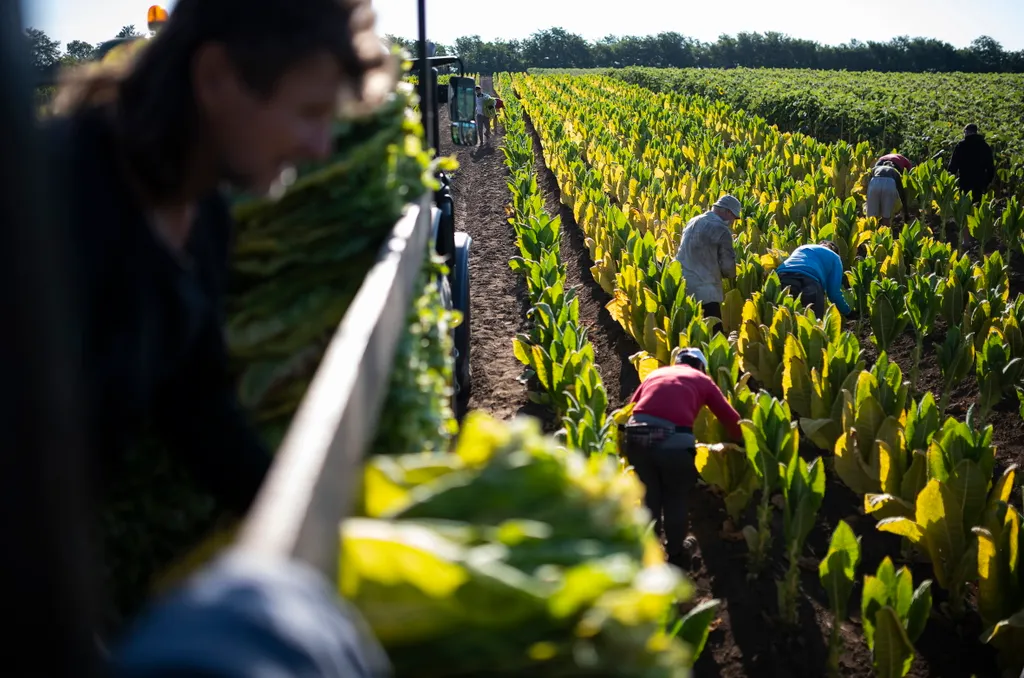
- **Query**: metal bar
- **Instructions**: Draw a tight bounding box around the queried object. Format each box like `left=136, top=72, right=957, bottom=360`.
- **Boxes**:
left=0, top=1, right=99, bottom=673
left=416, top=0, right=434, bottom=152
left=409, top=56, right=466, bottom=75
left=238, top=194, right=434, bottom=574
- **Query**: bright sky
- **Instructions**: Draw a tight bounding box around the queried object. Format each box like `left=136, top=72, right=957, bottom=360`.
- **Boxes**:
left=26, top=0, right=1024, bottom=52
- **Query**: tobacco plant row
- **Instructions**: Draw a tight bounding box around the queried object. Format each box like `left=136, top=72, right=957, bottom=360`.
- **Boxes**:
left=492, top=72, right=724, bottom=667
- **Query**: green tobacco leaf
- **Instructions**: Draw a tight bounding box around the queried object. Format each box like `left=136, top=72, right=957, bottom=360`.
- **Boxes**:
left=905, top=580, right=933, bottom=643
left=819, top=520, right=860, bottom=622
left=872, top=606, right=916, bottom=678
left=801, top=416, right=840, bottom=451
left=864, top=493, right=915, bottom=520
left=677, top=598, right=721, bottom=664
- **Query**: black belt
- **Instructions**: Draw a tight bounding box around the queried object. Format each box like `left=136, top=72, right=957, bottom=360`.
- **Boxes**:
left=619, top=424, right=692, bottom=434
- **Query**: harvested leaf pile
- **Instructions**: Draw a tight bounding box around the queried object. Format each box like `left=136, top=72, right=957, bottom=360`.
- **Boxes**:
left=343, top=413, right=716, bottom=677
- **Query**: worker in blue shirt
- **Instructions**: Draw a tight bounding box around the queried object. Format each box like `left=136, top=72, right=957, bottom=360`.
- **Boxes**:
left=775, top=241, right=852, bottom=318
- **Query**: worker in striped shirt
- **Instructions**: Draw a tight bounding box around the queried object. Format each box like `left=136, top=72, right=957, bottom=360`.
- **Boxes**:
left=620, top=348, right=742, bottom=569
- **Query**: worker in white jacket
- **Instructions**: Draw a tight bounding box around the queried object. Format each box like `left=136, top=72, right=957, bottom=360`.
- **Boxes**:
left=674, top=195, right=740, bottom=332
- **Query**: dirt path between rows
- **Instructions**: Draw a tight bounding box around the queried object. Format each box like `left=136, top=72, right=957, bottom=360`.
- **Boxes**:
left=438, top=76, right=539, bottom=423
left=521, top=108, right=642, bottom=411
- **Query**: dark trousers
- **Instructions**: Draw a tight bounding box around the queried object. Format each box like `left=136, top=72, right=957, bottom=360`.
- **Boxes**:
left=778, top=271, right=825, bottom=317
left=625, top=444, right=697, bottom=560
left=700, top=301, right=723, bottom=334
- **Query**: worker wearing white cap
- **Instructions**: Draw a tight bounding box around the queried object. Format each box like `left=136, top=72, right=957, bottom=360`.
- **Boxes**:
left=619, top=347, right=742, bottom=569
left=674, top=195, right=741, bottom=332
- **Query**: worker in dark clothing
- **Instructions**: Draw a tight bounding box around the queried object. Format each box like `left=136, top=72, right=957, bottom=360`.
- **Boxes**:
left=620, top=348, right=742, bottom=569
left=39, top=0, right=395, bottom=661
left=947, top=123, right=995, bottom=203
left=775, top=241, right=853, bottom=318
left=866, top=160, right=910, bottom=226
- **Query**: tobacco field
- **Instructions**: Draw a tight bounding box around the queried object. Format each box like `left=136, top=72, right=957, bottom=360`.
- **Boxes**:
left=480, top=70, right=1024, bottom=677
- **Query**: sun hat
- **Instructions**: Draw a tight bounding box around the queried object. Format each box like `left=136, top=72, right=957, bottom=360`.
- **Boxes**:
left=713, top=194, right=741, bottom=219
left=674, top=348, right=709, bottom=372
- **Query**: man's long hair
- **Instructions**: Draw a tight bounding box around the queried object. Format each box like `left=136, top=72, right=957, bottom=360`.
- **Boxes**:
left=51, top=0, right=396, bottom=206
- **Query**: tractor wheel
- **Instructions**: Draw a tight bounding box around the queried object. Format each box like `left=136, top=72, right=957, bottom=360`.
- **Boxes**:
left=452, top=232, right=472, bottom=404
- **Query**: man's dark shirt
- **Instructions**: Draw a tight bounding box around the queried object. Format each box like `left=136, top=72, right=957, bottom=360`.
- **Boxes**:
left=948, top=133, right=996, bottom=194
left=42, top=106, right=271, bottom=514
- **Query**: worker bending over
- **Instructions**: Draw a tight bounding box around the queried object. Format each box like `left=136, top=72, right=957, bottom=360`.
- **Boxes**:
left=621, top=348, right=742, bottom=568
left=876, top=153, right=912, bottom=172
left=775, top=241, right=852, bottom=318
left=675, top=195, right=740, bottom=332
left=866, top=160, right=910, bottom=226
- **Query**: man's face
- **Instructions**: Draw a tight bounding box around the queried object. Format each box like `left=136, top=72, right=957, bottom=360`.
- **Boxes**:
left=195, top=46, right=342, bottom=195
left=716, top=207, right=737, bottom=225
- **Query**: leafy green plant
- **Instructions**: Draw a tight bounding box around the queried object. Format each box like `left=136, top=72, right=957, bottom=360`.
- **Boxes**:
left=863, top=393, right=937, bottom=521
left=861, top=557, right=932, bottom=678
left=849, top=256, right=880, bottom=327
left=975, top=327, right=1024, bottom=422
left=868, top=278, right=909, bottom=353
left=939, top=253, right=973, bottom=327
left=798, top=332, right=864, bottom=451
left=936, top=326, right=975, bottom=413
left=906, top=273, right=941, bottom=393
left=740, top=393, right=798, bottom=575
left=777, top=452, right=826, bottom=623
left=819, top=521, right=861, bottom=677
left=673, top=599, right=723, bottom=666
left=833, top=354, right=908, bottom=496
left=967, top=198, right=999, bottom=252
left=877, top=478, right=977, bottom=618
left=973, top=466, right=1024, bottom=674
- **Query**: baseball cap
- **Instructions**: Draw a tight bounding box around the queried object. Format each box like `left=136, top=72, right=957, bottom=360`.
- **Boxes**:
left=713, top=195, right=742, bottom=219
left=674, top=348, right=709, bottom=371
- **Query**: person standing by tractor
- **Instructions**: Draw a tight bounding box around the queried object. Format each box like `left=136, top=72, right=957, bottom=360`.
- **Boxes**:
left=674, top=194, right=740, bottom=333
left=865, top=160, right=910, bottom=227
left=44, top=0, right=395, bottom=614
left=947, top=123, right=996, bottom=203
left=775, top=241, right=853, bottom=318
left=620, top=348, right=743, bottom=569
left=473, top=84, right=493, bottom=145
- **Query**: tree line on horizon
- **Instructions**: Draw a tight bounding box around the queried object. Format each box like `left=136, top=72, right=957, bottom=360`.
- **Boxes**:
left=388, top=27, right=1024, bottom=74
left=26, top=25, right=142, bottom=73
left=23, top=24, right=1024, bottom=78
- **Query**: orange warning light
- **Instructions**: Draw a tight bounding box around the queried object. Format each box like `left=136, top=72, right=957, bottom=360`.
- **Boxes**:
left=147, top=5, right=168, bottom=30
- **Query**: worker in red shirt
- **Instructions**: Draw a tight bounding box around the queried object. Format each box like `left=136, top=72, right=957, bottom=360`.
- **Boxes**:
left=876, top=153, right=913, bottom=173
left=620, top=348, right=742, bottom=569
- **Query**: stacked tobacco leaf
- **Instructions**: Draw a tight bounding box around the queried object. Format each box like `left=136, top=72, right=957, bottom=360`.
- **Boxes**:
left=367, top=254, right=460, bottom=457
left=343, top=413, right=701, bottom=677
left=227, top=86, right=446, bottom=448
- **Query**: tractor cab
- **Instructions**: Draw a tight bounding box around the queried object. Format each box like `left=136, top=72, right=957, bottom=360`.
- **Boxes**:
left=448, top=76, right=478, bottom=145
left=406, top=56, right=480, bottom=147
